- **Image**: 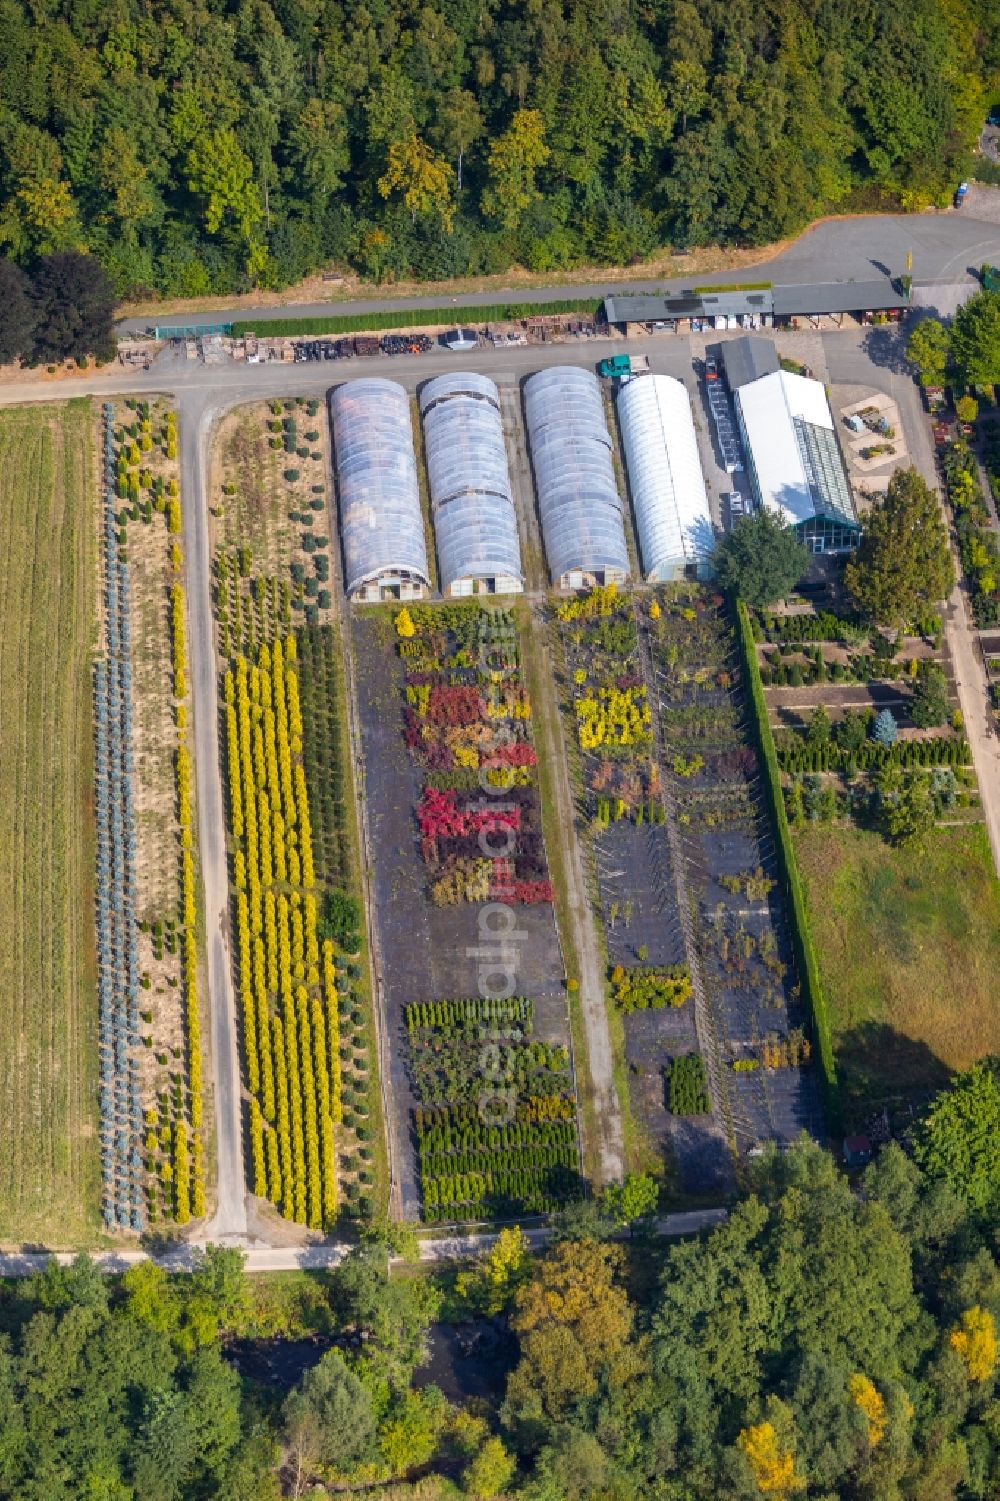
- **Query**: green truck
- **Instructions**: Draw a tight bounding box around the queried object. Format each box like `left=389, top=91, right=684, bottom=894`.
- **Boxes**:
left=983, top=265, right=1000, bottom=293
left=597, top=353, right=650, bottom=379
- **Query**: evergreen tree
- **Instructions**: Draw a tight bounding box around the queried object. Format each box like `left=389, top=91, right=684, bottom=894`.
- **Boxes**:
left=712, top=510, right=809, bottom=608
left=845, top=468, right=954, bottom=627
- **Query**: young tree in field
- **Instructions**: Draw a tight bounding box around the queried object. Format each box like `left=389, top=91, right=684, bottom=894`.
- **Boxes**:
left=955, top=393, right=979, bottom=425
left=878, top=767, right=934, bottom=845
left=844, top=468, right=954, bottom=627
left=0, top=259, right=37, bottom=364
left=871, top=708, right=898, bottom=747
left=711, top=509, right=809, bottom=607
left=906, top=316, right=950, bottom=384
left=949, top=289, right=1000, bottom=386
left=914, top=1058, right=1000, bottom=1216
left=29, top=251, right=116, bottom=363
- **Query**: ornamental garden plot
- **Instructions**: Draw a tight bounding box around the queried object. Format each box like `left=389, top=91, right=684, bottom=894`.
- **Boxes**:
left=647, top=589, right=824, bottom=1156
left=551, top=585, right=713, bottom=1185
left=352, top=602, right=571, bottom=1218
left=407, top=996, right=581, bottom=1222
left=752, top=605, right=976, bottom=836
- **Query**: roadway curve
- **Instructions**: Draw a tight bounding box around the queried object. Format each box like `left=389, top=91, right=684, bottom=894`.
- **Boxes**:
left=116, top=205, right=1000, bottom=338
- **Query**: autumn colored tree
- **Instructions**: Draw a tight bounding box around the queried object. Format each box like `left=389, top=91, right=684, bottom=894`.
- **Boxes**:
left=378, top=134, right=455, bottom=230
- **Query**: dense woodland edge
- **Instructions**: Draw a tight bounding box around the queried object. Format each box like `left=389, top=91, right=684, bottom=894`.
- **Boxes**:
left=0, top=0, right=997, bottom=303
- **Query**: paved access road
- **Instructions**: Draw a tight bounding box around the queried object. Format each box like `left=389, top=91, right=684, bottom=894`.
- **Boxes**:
left=0, top=1208, right=728, bottom=1277
left=118, top=207, right=1000, bottom=337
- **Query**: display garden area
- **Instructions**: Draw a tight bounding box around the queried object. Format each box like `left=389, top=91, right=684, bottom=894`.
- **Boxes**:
left=0, top=401, right=101, bottom=1242
left=551, top=584, right=715, bottom=1190
left=753, top=604, right=977, bottom=841
left=646, top=589, right=824, bottom=1160
left=408, top=995, right=581, bottom=1221
left=352, top=602, right=572, bottom=1219
left=212, top=406, right=380, bottom=1226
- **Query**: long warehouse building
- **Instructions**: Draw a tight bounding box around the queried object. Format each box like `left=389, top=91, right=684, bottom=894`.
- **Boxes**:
left=618, top=374, right=714, bottom=581
left=330, top=378, right=431, bottom=601
left=524, top=366, right=630, bottom=589
left=420, top=372, right=523, bottom=596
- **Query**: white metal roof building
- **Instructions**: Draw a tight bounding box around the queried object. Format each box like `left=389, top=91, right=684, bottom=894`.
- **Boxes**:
left=734, top=370, right=860, bottom=554
left=330, top=379, right=431, bottom=601
left=523, top=366, right=630, bottom=589
left=419, top=373, right=523, bottom=597
left=617, top=375, right=714, bottom=581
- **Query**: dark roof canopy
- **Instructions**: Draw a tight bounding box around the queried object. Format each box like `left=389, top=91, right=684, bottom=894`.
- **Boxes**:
left=604, top=277, right=906, bottom=325
left=771, top=281, right=908, bottom=315
left=723, top=335, right=780, bottom=390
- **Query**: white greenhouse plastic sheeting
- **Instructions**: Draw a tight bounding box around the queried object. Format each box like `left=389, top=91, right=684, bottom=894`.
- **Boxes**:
left=524, top=367, right=629, bottom=585
left=419, top=373, right=523, bottom=593
left=617, top=375, right=714, bottom=580
left=330, top=378, right=430, bottom=596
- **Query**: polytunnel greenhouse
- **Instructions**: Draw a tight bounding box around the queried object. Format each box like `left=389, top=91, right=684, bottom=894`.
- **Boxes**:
left=419, top=372, right=523, bottom=596
left=617, top=374, right=715, bottom=581
left=523, top=366, right=630, bottom=588
left=330, top=378, right=431, bottom=601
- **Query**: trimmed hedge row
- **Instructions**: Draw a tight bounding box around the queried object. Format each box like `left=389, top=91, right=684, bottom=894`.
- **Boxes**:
left=735, top=600, right=842, bottom=1134
left=231, top=298, right=603, bottom=339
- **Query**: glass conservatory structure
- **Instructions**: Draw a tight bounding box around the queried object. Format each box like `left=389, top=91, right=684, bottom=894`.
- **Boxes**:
left=330, top=379, right=431, bottom=601
left=419, top=372, right=523, bottom=596
left=617, top=374, right=715, bottom=581
left=524, top=366, right=630, bottom=589
left=735, top=371, right=860, bottom=554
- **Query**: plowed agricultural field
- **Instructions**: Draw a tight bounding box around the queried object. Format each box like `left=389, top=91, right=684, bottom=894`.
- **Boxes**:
left=0, top=400, right=101, bottom=1242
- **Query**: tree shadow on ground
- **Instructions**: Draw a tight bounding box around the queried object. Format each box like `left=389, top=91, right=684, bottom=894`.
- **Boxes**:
left=859, top=324, right=913, bottom=376
left=835, top=1021, right=952, bottom=1131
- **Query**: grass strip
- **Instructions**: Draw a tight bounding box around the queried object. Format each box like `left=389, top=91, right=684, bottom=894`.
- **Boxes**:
left=231, top=298, right=603, bottom=339
left=734, top=599, right=842, bottom=1134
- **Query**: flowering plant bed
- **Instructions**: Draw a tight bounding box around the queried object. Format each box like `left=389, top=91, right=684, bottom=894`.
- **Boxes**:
left=406, top=995, right=581, bottom=1221
left=608, top=964, right=692, bottom=1012
left=395, top=604, right=552, bottom=904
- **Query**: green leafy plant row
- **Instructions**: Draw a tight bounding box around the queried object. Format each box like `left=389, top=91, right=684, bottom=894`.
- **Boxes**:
left=735, top=600, right=842, bottom=1133
left=231, top=299, right=603, bottom=339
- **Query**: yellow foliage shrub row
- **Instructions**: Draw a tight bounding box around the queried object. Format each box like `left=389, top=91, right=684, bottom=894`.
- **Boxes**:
left=225, top=637, right=338, bottom=1228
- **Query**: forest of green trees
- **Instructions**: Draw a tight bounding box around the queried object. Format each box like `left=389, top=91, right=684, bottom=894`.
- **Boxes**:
left=0, top=0, right=997, bottom=300
left=2, top=1059, right=999, bottom=1499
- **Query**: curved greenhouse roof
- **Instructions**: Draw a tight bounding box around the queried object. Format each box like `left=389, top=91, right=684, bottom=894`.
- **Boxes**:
left=618, top=375, right=714, bottom=581
left=419, top=373, right=523, bottom=595
left=524, top=367, right=629, bottom=586
left=330, top=379, right=430, bottom=599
